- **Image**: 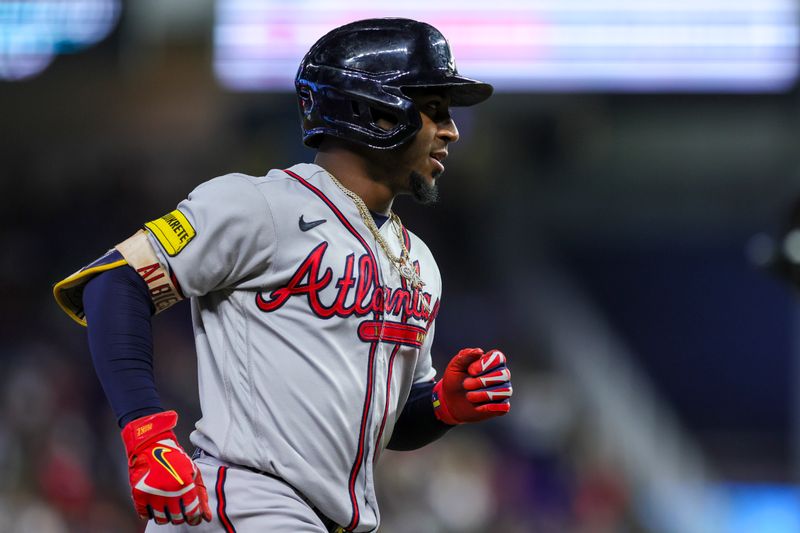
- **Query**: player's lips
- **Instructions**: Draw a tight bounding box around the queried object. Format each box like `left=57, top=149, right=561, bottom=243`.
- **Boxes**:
left=430, top=150, right=447, bottom=173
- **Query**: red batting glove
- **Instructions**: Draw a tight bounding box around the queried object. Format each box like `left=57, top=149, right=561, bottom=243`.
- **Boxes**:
left=433, top=348, right=512, bottom=425
left=121, top=410, right=212, bottom=526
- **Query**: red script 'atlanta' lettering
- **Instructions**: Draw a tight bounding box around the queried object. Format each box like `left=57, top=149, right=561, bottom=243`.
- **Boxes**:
left=255, top=242, right=433, bottom=322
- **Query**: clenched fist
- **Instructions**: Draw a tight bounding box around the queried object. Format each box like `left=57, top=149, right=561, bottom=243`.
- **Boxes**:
left=433, top=348, right=512, bottom=425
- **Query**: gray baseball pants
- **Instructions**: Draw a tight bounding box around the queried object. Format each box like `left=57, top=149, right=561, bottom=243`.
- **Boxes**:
left=144, top=451, right=340, bottom=533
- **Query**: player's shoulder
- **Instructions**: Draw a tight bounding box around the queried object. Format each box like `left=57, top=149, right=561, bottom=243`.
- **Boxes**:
left=190, top=172, right=262, bottom=196
left=231, top=163, right=328, bottom=191
left=196, top=163, right=323, bottom=185
left=190, top=164, right=325, bottom=200
left=242, top=163, right=325, bottom=186
left=266, top=163, right=327, bottom=182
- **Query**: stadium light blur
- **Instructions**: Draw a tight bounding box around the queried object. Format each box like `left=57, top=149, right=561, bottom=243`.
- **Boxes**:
left=719, top=483, right=800, bottom=533
left=0, top=0, right=121, bottom=81
left=214, top=0, right=800, bottom=93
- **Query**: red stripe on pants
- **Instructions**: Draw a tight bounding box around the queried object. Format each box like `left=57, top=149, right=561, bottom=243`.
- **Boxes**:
left=216, top=466, right=236, bottom=533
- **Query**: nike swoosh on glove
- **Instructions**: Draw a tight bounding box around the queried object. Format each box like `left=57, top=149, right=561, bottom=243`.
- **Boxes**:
left=433, top=348, right=512, bottom=425
left=121, top=410, right=212, bottom=525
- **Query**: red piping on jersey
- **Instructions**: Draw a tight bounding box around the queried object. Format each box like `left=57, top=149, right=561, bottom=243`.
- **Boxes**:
left=345, top=341, right=378, bottom=530
left=284, top=168, right=381, bottom=531
left=425, top=299, right=441, bottom=332
left=216, top=466, right=236, bottom=533
left=357, top=320, right=426, bottom=348
left=373, top=344, right=401, bottom=463
left=400, top=226, right=411, bottom=253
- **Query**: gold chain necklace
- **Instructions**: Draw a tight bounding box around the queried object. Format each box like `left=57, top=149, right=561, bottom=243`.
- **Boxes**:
left=326, top=171, right=426, bottom=291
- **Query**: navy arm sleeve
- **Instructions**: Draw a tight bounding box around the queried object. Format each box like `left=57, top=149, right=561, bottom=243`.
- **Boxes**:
left=83, top=265, right=164, bottom=427
left=387, top=381, right=453, bottom=451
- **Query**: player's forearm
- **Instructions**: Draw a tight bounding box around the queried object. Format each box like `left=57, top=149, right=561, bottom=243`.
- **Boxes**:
left=386, top=381, right=453, bottom=451
left=83, top=266, right=164, bottom=427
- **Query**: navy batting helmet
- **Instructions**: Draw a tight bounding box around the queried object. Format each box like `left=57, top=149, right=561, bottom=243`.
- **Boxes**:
left=295, top=18, right=493, bottom=150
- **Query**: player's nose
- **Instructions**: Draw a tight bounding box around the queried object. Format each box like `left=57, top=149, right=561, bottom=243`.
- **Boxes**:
left=438, top=117, right=459, bottom=144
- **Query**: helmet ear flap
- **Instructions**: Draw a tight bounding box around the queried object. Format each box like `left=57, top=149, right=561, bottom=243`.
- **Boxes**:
left=299, top=75, right=420, bottom=149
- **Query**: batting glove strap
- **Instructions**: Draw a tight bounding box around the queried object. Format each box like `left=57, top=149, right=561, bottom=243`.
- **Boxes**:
left=433, top=348, right=513, bottom=425
left=432, top=379, right=462, bottom=426
left=120, top=410, right=212, bottom=526
left=121, top=410, right=177, bottom=454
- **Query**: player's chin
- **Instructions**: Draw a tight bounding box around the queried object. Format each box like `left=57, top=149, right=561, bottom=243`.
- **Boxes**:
left=422, top=161, right=444, bottom=183
left=409, top=170, right=439, bottom=205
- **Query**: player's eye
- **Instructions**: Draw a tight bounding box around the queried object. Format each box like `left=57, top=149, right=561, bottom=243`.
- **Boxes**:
left=421, top=99, right=447, bottom=120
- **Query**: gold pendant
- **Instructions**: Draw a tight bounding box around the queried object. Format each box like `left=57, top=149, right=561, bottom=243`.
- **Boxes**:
left=399, top=261, right=424, bottom=289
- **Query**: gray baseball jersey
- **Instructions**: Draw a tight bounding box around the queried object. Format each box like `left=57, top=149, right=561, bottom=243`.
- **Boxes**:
left=138, top=163, right=441, bottom=532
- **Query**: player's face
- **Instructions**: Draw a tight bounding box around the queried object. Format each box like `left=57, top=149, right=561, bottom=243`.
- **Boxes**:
left=373, top=89, right=460, bottom=204
left=404, top=90, right=459, bottom=204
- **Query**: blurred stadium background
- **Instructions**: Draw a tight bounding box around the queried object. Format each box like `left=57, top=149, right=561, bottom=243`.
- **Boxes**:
left=3, top=1, right=800, bottom=531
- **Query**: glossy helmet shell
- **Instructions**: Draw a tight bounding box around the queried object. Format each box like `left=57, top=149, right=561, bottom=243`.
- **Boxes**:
left=295, top=18, right=493, bottom=150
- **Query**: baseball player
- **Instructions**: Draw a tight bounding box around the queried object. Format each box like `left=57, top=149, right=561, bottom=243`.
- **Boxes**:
left=53, top=18, right=512, bottom=532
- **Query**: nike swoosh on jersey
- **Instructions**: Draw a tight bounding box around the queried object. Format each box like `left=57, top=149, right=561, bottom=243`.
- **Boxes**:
left=299, top=215, right=327, bottom=232
left=152, top=447, right=185, bottom=485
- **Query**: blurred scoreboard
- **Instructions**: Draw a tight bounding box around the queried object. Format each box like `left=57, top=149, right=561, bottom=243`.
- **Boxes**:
left=214, top=0, right=800, bottom=92
left=0, top=0, right=120, bottom=81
